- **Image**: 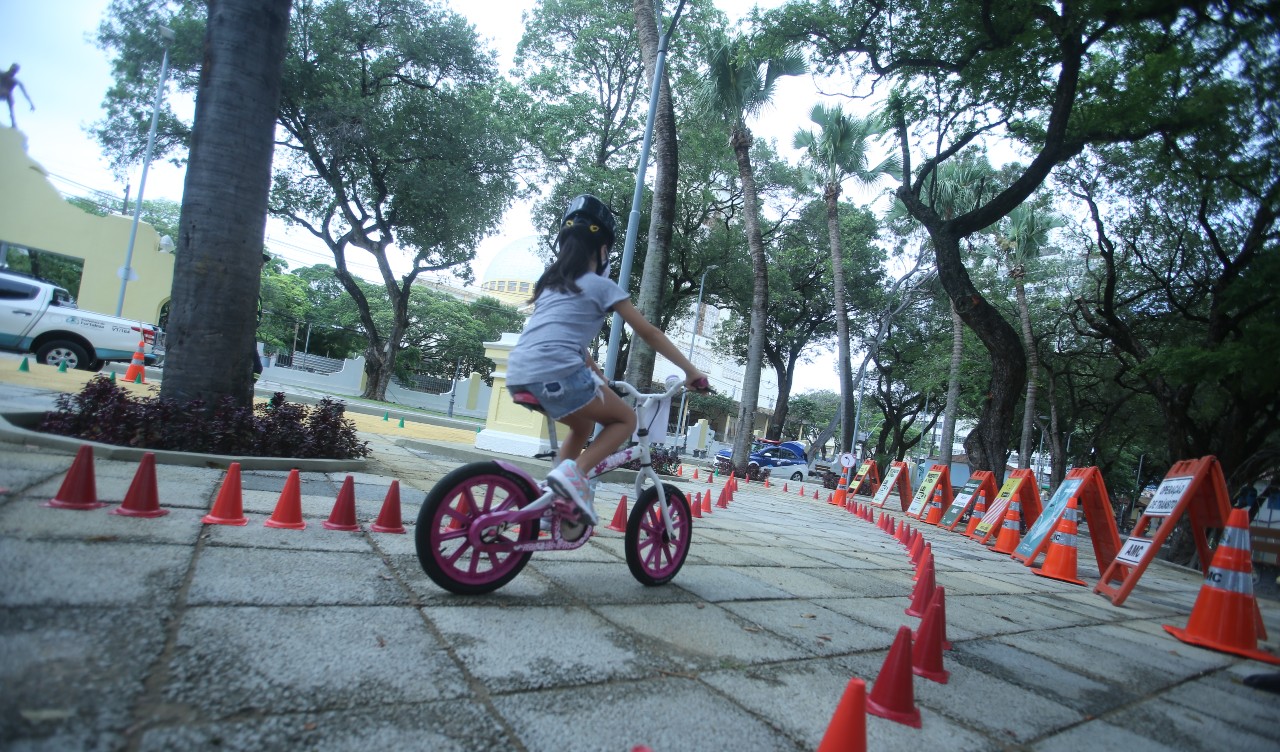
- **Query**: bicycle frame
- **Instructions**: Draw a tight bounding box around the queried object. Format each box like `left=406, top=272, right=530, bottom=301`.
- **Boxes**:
left=468, top=378, right=686, bottom=552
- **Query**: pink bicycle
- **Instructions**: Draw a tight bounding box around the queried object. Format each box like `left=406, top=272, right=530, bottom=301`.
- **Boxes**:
left=415, top=377, right=707, bottom=594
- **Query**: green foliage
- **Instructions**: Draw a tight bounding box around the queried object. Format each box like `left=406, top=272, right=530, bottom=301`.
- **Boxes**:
left=39, top=375, right=369, bottom=459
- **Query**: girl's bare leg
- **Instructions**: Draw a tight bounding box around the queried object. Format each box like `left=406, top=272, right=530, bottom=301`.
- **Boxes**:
left=556, top=388, right=636, bottom=473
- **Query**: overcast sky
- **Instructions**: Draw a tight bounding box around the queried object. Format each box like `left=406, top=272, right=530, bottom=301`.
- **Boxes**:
left=1, top=0, right=860, bottom=390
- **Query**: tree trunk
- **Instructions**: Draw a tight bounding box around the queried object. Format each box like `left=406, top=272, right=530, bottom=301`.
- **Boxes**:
left=825, top=182, right=855, bottom=453
left=1015, top=274, right=1038, bottom=468
left=729, top=125, right=768, bottom=474
left=939, top=302, right=964, bottom=465
left=766, top=355, right=795, bottom=440
left=624, top=0, right=678, bottom=389
left=926, top=224, right=1025, bottom=484
left=161, top=0, right=292, bottom=408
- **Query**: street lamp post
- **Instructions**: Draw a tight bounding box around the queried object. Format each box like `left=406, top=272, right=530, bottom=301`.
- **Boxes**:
left=116, top=25, right=176, bottom=317
left=677, top=265, right=716, bottom=453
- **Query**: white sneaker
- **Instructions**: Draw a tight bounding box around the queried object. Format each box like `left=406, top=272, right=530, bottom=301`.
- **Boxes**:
left=546, top=459, right=598, bottom=526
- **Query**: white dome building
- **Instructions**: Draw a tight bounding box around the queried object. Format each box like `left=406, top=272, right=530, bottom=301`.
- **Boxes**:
left=479, top=235, right=548, bottom=306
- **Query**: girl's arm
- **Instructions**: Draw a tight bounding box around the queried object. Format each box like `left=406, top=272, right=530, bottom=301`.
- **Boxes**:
left=611, top=299, right=710, bottom=389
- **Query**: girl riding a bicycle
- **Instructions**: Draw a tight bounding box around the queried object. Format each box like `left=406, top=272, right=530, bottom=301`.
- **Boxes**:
left=505, top=194, right=709, bottom=526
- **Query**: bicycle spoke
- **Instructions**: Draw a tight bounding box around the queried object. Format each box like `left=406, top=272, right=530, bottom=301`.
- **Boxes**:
left=443, top=539, right=472, bottom=566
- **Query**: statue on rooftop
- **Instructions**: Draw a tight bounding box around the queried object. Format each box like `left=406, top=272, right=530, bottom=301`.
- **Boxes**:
left=1, top=64, right=35, bottom=128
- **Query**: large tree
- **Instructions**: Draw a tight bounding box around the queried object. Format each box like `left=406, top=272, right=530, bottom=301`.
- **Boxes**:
left=97, top=0, right=522, bottom=401
left=794, top=103, right=898, bottom=453
left=768, top=0, right=1259, bottom=475
left=697, top=32, right=803, bottom=472
left=161, top=0, right=291, bottom=407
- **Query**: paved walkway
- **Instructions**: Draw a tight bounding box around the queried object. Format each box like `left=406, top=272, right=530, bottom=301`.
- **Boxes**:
left=1, top=361, right=1278, bottom=750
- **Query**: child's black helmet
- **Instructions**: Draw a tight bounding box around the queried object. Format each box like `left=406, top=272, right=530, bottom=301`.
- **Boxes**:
left=561, top=194, right=616, bottom=247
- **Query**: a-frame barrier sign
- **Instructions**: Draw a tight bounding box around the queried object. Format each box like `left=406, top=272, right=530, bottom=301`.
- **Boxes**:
left=940, top=471, right=997, bottom=531
left=971, top=469, right=1043, bottom=544
left=1095, top=456, right=1232, bottom=607
left=906, top=464, right=953, bottom=519
left=871, top=461, right=912, bottom=510
left=1011, top=466, right=1121, bottom=574
left=850, top=459, right=881, bottom=497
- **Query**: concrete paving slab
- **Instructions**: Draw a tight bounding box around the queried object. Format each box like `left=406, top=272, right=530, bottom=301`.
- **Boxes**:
left=167, top=605, right=470, bottom=717
left=1159, top=673, right=1280, bottom=740
left=0, top=498, right=203, bottom=545
left=200, top=519, right=378, bottom=553
left=1118, top=694, right=1278, bottom=751
left=949, top=639, right=1133, bottom=714
left=725, top=564, right=859, bottom=599
left=700, top=659, right=995, bottom=751
left=0, top=538, right=190, bottom=607
left=0, top=606, right=169, bottom=748
left=530, top=561, right=699, bottom=605
left=1029, top=720, right=1184, bottom=751
left=423, top=604, right=669, bottom=691
left=718, top=598, right=897, bottom=655
left=186, top=547, right=407, bottom=607
left=493, top=676, right=800, bottom=752
left=391, top=553, right=561, bottom=605
left=593, top=601, right=812, bottom=670
left=668, top=563, right=794, bottom=602
left=136, top=703, right=511, bottom=752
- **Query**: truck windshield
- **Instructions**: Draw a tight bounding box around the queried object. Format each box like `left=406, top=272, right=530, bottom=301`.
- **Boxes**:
left=51, top=289, right=78, bottom=308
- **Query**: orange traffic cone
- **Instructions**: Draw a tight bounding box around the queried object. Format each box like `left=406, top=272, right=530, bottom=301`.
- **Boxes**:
left=690, top=493, right=702, bottom=518
left=866, top=625, right=921, bottom=728
left=832, top=473, right=848, bottom=507
left=203, top=463, right=247, bottom=525
left=912, top=585, right=952, bottom=651
left=703, top=490, right=714, bottom=514
left=112, top=452, right=168, bottom=517
left=370, top=480, right=406, bottom=533
left=606, top=495, right=629, bottom=533
left=923, top=491, right=943, bottom=525
left=265, top=468, right=306, bottom=530
left=1163, top=508, right=1280, bottom=664
left=817, top=677, right=866, bottom=752
left=715, top=486, right=729, bottom=509
left=798, top=484, right=805, bottom=496
left=676, top=464, right=683, bottom=476
left=693, top=468, right=699, bottom=480
left=912, top=593, right=949, bottom=683
left=814, top=488, right=821, bottom=500
left=964, top=492, right=988, bottom=538
left=782, top=483, right=788, bottom=493
left=323, top=475, right=360, bottom=531
left=1032, top=497, right=1086, bottom=586
left=764, top=476, right=770, bottom=488
left=906, top=556, right=936, bottom=617
left=122, top=340, right=147, bottom=384
left=990, top=499, right=1023, bottom=555
left=45, top=444, right=106, bottom=509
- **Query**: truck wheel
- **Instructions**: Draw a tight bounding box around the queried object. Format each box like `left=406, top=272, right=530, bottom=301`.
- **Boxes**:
left=36, top=341, right=91, bottom=371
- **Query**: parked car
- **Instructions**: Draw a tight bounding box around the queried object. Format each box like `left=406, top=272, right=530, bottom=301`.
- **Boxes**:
left=715, top=439, right=811, bottom=482
left=0, top=270, right=162, bottom=371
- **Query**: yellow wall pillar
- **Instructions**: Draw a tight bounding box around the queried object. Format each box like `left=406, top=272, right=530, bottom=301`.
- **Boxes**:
left=474, top=332, right=555, bottom=456
left=0, top=129, right=173, bottom=324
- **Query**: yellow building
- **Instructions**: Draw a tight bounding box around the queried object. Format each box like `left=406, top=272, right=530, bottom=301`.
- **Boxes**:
left=0, top=129, right=172, bottom=324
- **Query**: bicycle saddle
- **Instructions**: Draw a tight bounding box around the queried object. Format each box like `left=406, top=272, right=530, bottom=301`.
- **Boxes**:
left=511, top=390, right=545, bottom=413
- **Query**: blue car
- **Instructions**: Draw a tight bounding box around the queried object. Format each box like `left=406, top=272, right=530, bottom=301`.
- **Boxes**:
left=715, top=439, right=810, bottom=482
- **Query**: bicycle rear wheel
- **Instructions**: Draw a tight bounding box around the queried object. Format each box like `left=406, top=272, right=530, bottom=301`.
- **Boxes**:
left=625, top=483, right=692, bottom=586
left=415, top=462, right=539, bottom=595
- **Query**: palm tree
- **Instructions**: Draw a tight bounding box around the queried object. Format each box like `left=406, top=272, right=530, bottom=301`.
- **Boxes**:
left=994, top=203, right=1067, bottom=468
left=161, top=0, right=292, bottom=408
left=697, top=33, right=804, bottom=473
left=794, top=103, right=899, bottom=453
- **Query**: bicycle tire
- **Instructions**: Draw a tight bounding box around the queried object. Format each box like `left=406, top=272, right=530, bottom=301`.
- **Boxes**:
left=625, top=483, right=692, bottom=586
left=415, top=462, right=539, bottom=595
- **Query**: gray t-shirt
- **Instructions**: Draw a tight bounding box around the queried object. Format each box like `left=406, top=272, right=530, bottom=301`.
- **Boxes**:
left=506, top=273, right=629, bottom=385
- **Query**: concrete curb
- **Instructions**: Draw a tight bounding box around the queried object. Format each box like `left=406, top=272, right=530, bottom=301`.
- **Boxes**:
left=0, top=411, right=368, bottom=472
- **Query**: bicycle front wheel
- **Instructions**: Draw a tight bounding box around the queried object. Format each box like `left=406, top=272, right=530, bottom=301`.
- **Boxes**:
left=415, top=462, right=539, bottom=595
left=625, top=483, right=692, bottom=586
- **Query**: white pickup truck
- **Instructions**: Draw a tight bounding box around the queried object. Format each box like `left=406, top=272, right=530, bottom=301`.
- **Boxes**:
left=0, top=270, right=163, bottom=371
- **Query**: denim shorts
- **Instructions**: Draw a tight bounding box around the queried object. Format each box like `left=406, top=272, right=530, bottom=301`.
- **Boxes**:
left=507, top=366, right=601, bottom=421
